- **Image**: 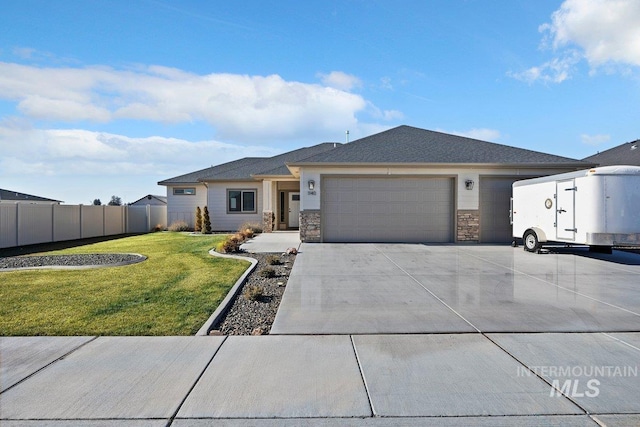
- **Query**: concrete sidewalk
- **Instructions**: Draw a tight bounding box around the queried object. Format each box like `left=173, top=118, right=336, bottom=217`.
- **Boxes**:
left=239, top=231, right=300, bottom=253
left=4, top=334, right=638, bottom=425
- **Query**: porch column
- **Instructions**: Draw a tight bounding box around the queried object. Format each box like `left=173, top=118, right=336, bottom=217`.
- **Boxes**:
left=262, top=180, right=274, bottom=233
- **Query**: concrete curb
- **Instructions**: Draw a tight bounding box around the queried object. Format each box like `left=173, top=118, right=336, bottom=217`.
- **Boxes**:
left=195, top=250, right=258, bottom=336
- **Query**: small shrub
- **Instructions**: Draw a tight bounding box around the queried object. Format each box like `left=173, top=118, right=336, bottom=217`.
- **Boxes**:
left=243, top=285, right=265, bottom=302
left=202, top=206, right=212, bottom=234
left=195, top=206, right=202, bottom=232
left=258, top=267, right=276, bottom=278
left=168, top=220, right=190, bottom=232
left=220, top=234, right=244, bottom=253
left=239, top=221, right=263, bottom=234
left=151, top=224, right=164, bottom=232
left=266, top=255, right=282, bottom=265
left=239, top=228, right=254, bottom=239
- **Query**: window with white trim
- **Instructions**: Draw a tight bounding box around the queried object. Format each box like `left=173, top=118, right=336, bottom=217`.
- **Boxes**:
left=228, top=189, right=257, bottom=213
left=173, top=187, right=196, bottom=195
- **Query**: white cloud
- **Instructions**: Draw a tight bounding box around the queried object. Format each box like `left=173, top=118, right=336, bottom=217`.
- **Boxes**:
left=507, top=51, right=581, bottom=84
left=542, top=0, right=640, bottom=67
left=0, top=125, right=288, bottom=205
left=509, top=0, right=640, bottom=83
left=441, top=128, right=501, bottom=142
left=0, top=62, right=371, bottom=142
left=0, top=125, right=281, bottom=178
left=317, top=71, right=362, bottom=91
left=580, top=133, right=610, bottom=146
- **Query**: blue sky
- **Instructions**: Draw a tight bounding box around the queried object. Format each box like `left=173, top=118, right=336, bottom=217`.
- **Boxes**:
left=1, top=0, right=639, bottom=204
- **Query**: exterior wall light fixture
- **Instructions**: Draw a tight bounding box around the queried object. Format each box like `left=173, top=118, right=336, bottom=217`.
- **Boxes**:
left=465, top=179, right=474, bottom=190
left=307, top=179, right=315, bottom=191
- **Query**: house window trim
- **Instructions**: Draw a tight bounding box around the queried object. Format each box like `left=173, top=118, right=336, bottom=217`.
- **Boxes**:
left=227, top=188, right=258, bottom=214
left=173, top=187, right=196, bottom=195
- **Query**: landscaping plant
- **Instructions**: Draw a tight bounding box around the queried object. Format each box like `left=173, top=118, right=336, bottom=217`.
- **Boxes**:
left=195, top=206, right=202, bottom=232
left=202, top=206, right=212, bottom=234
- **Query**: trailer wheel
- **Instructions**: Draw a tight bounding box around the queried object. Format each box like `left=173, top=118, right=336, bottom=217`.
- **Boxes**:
left=523, top=230, right=540, bottom=252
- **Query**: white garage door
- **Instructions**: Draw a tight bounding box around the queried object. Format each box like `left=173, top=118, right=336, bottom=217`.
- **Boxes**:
left=322, top=177, right=454, bottom=243
left=479, top=177, right=520, bottom=243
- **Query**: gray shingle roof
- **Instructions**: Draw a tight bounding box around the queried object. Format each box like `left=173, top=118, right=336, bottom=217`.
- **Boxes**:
left=158, top=143, right=341, bottom=185
left=158, top=157, right=266, bottom=184
left=290, top=125, right=589, bottom=165
left=583, top=140, right=640, bottom=167
left=0, top=188, right=61, bottom=203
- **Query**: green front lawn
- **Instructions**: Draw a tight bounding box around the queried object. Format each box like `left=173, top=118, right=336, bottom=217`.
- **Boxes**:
left=0, top=233, right=249, bottom=336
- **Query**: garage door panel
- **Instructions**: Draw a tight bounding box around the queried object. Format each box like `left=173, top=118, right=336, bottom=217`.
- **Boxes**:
left=479, top=177, right=522, bottom=243
left=323, top=177, right=453, bottom=243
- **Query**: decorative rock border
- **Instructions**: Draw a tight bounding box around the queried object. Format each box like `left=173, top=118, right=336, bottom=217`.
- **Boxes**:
left=195, top=250, right=258, bottom=336
left=0, top=254, right=147, bottom=271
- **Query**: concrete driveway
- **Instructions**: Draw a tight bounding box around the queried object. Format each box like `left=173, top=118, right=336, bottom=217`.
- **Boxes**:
left=272, top=244, right=640, bottom=334
left=3, top=244, right=640, bottom=425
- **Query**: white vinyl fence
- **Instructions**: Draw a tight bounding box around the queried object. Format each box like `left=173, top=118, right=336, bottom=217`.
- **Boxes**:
left=0, top=204, right=167, bottom=249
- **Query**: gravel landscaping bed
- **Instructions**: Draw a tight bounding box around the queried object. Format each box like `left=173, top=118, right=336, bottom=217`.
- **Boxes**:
left=211, top=251, right=296, bottom=335
left=0, top=253, right=146, bottom=269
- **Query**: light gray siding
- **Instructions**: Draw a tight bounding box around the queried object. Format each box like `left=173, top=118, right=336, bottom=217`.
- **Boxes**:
left=166, top=184, right=207, bottom=229
left=207, top=182, right=262, bottom=231
left=322, top=176, right=454, bottom=243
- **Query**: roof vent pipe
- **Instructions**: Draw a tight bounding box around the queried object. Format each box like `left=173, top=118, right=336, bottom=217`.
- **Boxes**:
left=346, top=130, right=350, bottom=143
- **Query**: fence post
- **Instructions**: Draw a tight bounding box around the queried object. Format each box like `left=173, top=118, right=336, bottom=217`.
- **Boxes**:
left=15, top=203, right=20, bottom=247
left=51, top=204, right=55, bottom=242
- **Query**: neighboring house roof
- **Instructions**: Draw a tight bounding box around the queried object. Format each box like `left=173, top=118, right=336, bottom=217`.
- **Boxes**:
left=130, top=194, right=167, bottom=205
left=288, top=125, right=591, bottom=166
left=158, top=143, right=341, bottom=185
left=0, top=188, right=62, bottom=203
left=583, top=140, right=640, bottom=166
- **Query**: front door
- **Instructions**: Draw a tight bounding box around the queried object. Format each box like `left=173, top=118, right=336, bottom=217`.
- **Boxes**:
left=556, top=179, right=576, bottom=240
left=288, top=192, right=300, bottom=228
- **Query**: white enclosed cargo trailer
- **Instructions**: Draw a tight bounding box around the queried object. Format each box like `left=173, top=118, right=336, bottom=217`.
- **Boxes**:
left=511, top=165, right=640, bottom=253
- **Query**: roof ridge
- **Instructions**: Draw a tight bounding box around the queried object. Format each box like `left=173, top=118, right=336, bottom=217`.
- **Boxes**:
left=200, top=156, right=268, bottom=179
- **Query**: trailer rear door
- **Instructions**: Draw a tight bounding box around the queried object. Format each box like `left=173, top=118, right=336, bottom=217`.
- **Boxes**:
left=556, top=179, right=576, bottom=240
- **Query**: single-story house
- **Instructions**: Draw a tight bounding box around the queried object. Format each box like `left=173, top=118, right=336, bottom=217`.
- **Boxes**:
left=0, top=188, right=62, bottom=204
left=159, top=125, right=593, bottom=243
left=130, top=194, right=167, bottom=206
left=583, top=139, right=640, bottom=166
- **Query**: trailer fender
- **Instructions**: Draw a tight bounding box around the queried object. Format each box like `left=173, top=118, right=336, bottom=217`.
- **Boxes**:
left=524, top=227, right=547, bottom=243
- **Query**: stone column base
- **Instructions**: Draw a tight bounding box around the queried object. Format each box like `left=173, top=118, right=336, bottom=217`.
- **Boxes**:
left=262, top=211, right=274, bottom=233
left=300, top=210, right=321, bottom=242
left=457, top=210, right=479, bottom=242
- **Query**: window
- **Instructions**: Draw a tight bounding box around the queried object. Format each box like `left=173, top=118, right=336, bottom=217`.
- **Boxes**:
left=228, top=189, right=257, bottom=213
left=173, top=187, right=196, bottom=195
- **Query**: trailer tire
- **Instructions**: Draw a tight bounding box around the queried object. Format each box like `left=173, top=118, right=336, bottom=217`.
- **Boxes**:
left=523, top=230, right=541, bottom=252
left=589, top=245, right=613, bottom=254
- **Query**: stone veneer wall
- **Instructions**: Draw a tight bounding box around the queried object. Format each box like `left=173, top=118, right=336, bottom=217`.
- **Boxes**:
left=262, top=211, right=273, bottom=233
left=457, top=210, right=479, bottom=242
left=300, top=210, right=321, bottom=242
